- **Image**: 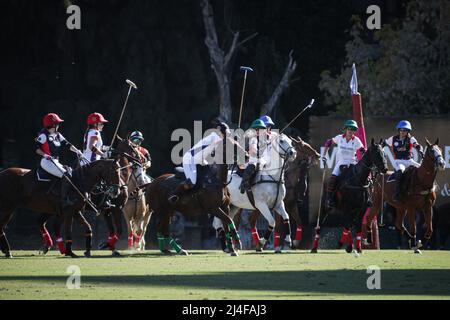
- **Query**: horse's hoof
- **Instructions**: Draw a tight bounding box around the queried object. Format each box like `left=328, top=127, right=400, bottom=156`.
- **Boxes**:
left=161, top=249, right=172, bottom=255
left=179, top=250, right=189, bottom=256
left=84, top=251, right=91, bottom=258
left=310, top=248, right=318, bottom=254
left=417, top=240, right=423, bottom=249
left=274, top=249, right=282, bottom=254
left=255, top=247, right=263, bottom=252
left=230, top=251, right=239, bottom=257
left=354, top=250, right=361, bottom=258
left=65, top=251, right=78, bottom=258
left=5, top=253, right=13, bottom=259
left=41, top=246, right=51, bottom=255
left=345, top=245, right=353, bottom=253
left=112, top=250, right=121, bottom=257
left=414, top=249, right=422, bottom=254
left=223, top=248, right=231, bottom=254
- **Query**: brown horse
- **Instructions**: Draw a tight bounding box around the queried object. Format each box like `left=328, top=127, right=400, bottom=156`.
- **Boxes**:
left=146, top=144, right=240, bottom=256
left=37, top=138, right=138, bottom=257
left=0, top=159, right=122, bottom=258
left=233, top=136, right=320, bottom=252
left=365, top=139, right=445, bottom=253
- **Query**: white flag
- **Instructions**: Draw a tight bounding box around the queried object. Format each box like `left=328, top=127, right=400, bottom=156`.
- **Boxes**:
left=350, top=63, right=359, bottom=95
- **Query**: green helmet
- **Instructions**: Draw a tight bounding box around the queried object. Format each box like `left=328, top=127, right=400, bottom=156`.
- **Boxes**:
left=130, top=131, right=144, bottom=141
left=343, top=120, right=358, bottom=131
left=250, top=119, right=267, bottom=129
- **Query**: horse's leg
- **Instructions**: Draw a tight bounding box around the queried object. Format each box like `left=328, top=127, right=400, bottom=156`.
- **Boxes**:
left=133, top=203, right=145, bottom=251
left=274, top=202, right=292, bottom=252
left=140, top=205, right=152, bottom=251
left=406, top=206, right=420, bottom=253
left=54, top=214, right=66, bottom=254
left=254, top=202, right=275, bottom=250
left=38, top=214, right=53, bottom=254
left=249, top=210, right=261, bottom=249
left=101, top=212, right=118, bottom=251
left=394, top=207, right=408, bottom=249
left=273, top=213, right=282, bottom=253
left=288, top=204, right=303, bottom=249
left=123, top=204, right=134, bottom=250
left=212, top=207, right=238, bottom=257
left=74, top=211, right=93, bottom=258
left=0, top=208, right=15, bottom=258
left=421, top=202, right=434, bottom=249
left=365, top=185, right=382, bottom=244
left=63, top=210, right=78, bottom=258
left=354, top=207, right=366, bottom=254
left=159, top=209, right=187, bottom=255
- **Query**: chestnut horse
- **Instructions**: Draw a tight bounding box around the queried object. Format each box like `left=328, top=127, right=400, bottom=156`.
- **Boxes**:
left=146, top=142, right=240, bottom=256
left=0, top=159, right=122, bottom=258
left=233, top=136, right=320, bottom=252
left=365, top=139, right=445, bottom=253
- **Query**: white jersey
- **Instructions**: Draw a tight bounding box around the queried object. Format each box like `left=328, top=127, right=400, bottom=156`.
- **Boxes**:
left=332, top=134, right=364, bottom=164
left=82, top=129, right=103, bottom=164
left=188, top=131, right=223, bottom=165
left=248, top=134, right=270, bottom=166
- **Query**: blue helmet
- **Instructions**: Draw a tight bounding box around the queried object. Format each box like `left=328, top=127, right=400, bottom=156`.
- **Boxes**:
left=396, top=120, right=412, bottom=131
left=260, top=115, right=275, bottom=127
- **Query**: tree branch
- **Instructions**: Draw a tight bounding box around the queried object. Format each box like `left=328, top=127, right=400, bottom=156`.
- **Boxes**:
left=261, top=50, right=298, bottom=116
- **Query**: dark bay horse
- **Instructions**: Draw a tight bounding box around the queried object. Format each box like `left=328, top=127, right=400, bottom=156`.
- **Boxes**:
left=146, top=145, right=240, bottom=256
left=365, top=139, right=445, bottom=253
left=0, top=159, right=122, bottom=258
left=311, top=139, right=388, bottom=254
left=233, top=136, right=321, bottom=252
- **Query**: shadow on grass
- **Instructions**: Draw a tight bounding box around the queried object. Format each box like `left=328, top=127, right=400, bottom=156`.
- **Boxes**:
left=0, top=269, right=449, bottom=296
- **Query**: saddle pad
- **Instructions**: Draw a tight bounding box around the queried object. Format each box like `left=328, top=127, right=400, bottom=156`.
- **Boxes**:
left=37, top=168, right=52, bottom=182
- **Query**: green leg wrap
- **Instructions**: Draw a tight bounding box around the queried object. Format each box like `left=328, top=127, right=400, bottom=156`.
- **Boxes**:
left=226, top=233, right=233, bottom=251
left=157, top=234, right=166, bottom=252
left=168, top=237, right=182, bottom=254
left=228, top=223, right=240, bottom=241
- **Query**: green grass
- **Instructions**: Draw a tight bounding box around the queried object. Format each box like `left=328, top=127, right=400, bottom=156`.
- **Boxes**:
left=1, top=250, right=449, bottom=300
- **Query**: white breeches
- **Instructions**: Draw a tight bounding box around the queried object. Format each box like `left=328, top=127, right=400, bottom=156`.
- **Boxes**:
left=393, top=159, right=420, bottom=172
left=40, top=158, right=66, bottom=178
left=182, top=153, right=197, bottom=184
left=332, top=160, right=357, bottom=176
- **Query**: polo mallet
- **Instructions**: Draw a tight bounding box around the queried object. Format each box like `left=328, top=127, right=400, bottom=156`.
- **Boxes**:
left=378, top=174, right=385, bottom=227
left=311, top=159, right=327, bottom=253
left=49, top=158, right=100, bottom=216
left=280, top=99, right=315, bottom=134
left=238, top=66, right=254, bottom=129
left=110, top=79, right=138, bottom=148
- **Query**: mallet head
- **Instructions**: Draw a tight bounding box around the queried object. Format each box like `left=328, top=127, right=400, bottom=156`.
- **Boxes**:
left=126, top=79, right=138, bottom=90
left=240, top=66, right=254, bottom=73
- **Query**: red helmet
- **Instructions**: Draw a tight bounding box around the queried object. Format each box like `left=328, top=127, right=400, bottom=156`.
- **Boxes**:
left=87, top=112, right=109, bottom=125
left=43, top=113, right=64, bottom=128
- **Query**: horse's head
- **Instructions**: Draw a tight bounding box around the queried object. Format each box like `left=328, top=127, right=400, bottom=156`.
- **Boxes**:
left=290, top=136, right=321, bottom=166
left=273, top=134, right=297, bottom=162
left=367, top=138, right=388, bottom=174
left=424, top=138, right=445, bottom=172
left=114, top=138, right=144, bottom=184
left=94, top=159, right=122, bottom=198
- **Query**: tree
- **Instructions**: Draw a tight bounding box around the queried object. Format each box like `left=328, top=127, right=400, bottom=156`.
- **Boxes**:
left=201, top=0, right=297, bottom=123
left=319, top=0, right=450, bottom=116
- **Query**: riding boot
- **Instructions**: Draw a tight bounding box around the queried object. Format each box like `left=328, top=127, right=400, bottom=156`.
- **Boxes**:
left=393, top=170, right=403, bottom=201
left=325, top=175, right=338, bottom=208
left=168, top=179, right=195, bottom=204
left=61, top=173, right=75, bottom=207
left=240, top=164, right=256, bottom=194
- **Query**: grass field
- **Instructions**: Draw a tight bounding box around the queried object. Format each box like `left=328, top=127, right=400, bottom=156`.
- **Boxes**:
left=0, top=250, right=449, bottom=300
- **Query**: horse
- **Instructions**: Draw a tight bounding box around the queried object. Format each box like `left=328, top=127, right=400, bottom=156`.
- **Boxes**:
left=232, top=136, right=320, bottom=252
left=123, top=166, right=152, bottom=251
left=365, top=138, right=445, bottom=253
left=311, top=139, right=388, bottom=254
left=37, top=138, right=140, bottom=257
left=145, top=140, right=241, bottom=256
left=0, top=159, right=122, bottom=258
left=213, top=133, right=297, bottom=251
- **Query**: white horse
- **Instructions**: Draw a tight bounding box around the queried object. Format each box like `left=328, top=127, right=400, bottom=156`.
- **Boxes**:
left=214, top=133, right=297, bottom=250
